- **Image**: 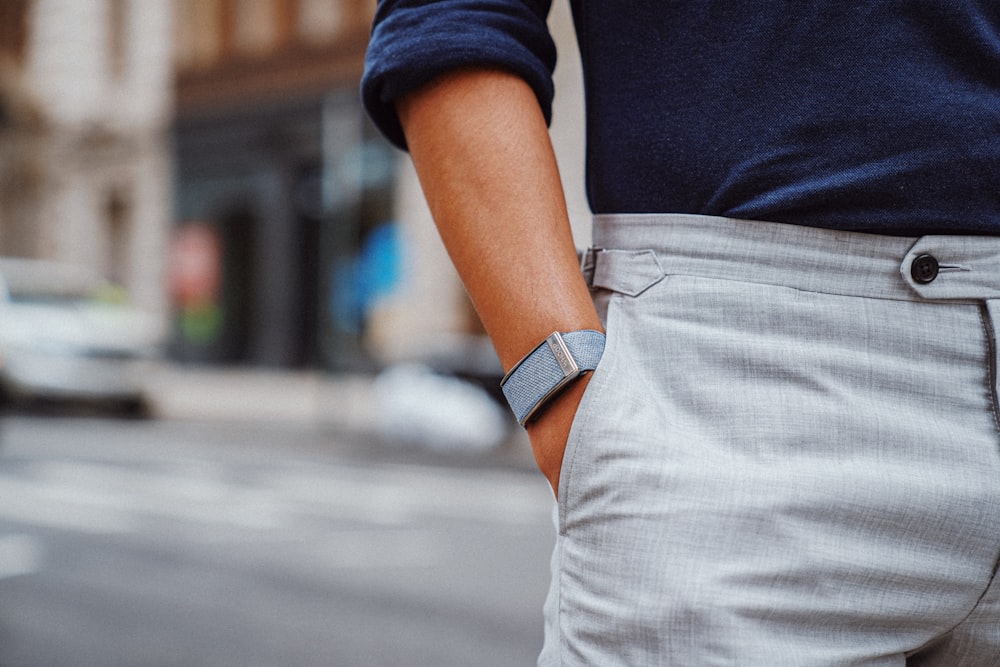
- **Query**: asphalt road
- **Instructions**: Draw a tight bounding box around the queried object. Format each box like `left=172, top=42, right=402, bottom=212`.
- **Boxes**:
left=0, top=416, right=556, bottom=667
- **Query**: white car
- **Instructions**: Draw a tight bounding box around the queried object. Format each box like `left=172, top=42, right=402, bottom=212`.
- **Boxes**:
left=0, top=258, right=164, bottom=414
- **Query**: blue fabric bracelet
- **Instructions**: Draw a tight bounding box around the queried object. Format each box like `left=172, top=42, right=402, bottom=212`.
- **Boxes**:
left=500, top=330, right=606, bottom=426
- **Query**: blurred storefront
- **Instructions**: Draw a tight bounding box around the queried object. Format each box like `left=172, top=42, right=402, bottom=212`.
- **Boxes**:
left=0, top=0, right=174, bottom=331
left=172, top=0, right=396, bottom=371
left=0, top=0, right=587, bottom=379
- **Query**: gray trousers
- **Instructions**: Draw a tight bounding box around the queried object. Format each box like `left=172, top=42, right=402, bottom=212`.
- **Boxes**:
left=539, top=214, right=1000, bottom=666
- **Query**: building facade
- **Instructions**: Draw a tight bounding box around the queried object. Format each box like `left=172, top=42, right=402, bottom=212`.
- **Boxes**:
left=0, top=0, right=174, bottom=328
left=173, top=0, right=587, bottom=373
left=173, top=0, right=397, bottom=370
left=0, top=0, right=586, bottom=374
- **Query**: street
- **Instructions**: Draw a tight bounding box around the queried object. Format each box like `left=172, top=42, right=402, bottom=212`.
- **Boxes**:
left=0, top=416, right=555, bottom=667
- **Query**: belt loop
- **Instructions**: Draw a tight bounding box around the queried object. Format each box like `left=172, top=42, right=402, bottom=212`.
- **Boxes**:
left=581, top=247, right=602, bottom=288
left=587, top=248, right=666, bottom=297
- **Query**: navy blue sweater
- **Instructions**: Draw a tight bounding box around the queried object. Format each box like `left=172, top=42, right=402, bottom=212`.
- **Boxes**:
left=363, top=1, right=1000, bottom=235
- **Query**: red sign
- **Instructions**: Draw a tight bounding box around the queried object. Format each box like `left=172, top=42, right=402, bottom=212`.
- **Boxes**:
left=169, top=223, right=221, bottom=307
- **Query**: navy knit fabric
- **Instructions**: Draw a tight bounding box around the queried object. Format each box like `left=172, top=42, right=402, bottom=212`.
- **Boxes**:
left=363, top=1, right=1000, bottom=235
left=362, top=0, right=556, bottom=149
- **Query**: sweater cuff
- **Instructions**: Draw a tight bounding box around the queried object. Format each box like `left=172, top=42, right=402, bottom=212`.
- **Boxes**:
left=361, top=1, right=557, bottom=150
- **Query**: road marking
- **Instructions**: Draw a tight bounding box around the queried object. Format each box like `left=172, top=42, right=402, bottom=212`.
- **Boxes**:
left=0, top=476, right=138, bottom=534
left=14, top=461, right=284, bottom=531
left=315, top=528, right=443, bottom=569
left=273, top=461, right=554, bottom=526
left=0, top=458, right=554, bottom=536
left=0, top=533, right=43, bottom=579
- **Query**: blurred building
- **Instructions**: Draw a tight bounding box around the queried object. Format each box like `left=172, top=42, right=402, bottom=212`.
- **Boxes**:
left=172, top=0, right=587, bottom=375
left=1, top=0, right=586, bottom=377
left=173, top=0, right=396, bottom=370
left=0, top=0, right=174, bottom=327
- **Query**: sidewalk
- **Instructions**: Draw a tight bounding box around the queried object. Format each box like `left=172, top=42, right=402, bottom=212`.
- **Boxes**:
left=142, top=363, right=378, bottom=431
left=141, top=362, right=535, bottom=469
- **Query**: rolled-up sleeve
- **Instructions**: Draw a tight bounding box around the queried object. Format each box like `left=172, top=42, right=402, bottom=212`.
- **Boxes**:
left=361, top=0, right=557, bottom=150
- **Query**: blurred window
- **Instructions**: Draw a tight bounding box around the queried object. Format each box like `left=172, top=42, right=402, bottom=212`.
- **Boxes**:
left=232, top=0, right=278, bottom=57
left=174, top=0, right=224, bottom=70
left=298, top=0, right=343, bottom=44
left=108, top=0, right=128, bottom=81
left=0, top=260, right=106, bottom=304
left=0, top=0, right=28, bottom=64
left=105, top=188, right=131, bottom=286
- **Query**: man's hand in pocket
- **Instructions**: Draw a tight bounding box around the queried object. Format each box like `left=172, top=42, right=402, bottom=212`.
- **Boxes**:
left=526, top=374, right=593, bottom=499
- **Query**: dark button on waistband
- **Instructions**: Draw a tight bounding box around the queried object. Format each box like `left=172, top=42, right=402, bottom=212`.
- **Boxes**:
left=911, top=254, right=940, bottom=284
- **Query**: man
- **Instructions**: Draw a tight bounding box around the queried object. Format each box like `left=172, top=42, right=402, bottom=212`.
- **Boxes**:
left=363, top=2, right=1000, bottom=664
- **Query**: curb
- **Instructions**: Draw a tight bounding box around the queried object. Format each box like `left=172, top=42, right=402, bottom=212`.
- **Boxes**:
left=142, top=364, right=377, bottom=430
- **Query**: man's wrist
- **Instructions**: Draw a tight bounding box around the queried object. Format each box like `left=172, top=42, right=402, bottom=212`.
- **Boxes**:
left=500, top=330, right=606, bottom=426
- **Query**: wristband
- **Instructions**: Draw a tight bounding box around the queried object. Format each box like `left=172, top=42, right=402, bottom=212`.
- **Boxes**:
left=500, top=330, right=605, bottom=426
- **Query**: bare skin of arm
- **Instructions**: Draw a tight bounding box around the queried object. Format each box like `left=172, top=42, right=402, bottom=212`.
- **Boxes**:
left=397, top=68, right=603, bottom=496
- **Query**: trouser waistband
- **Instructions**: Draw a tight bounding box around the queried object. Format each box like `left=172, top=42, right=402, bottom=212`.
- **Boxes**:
left=582, top=213, right=1000, bottom=302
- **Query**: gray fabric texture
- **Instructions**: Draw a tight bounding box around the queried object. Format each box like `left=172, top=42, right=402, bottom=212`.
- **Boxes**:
left=539, top=214, right=1000, bottom=666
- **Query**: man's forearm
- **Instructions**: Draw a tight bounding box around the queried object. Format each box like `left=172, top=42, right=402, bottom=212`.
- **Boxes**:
left=396, top=68, right=602, bottom=371
left=398, top=68, right=601, bottom=494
